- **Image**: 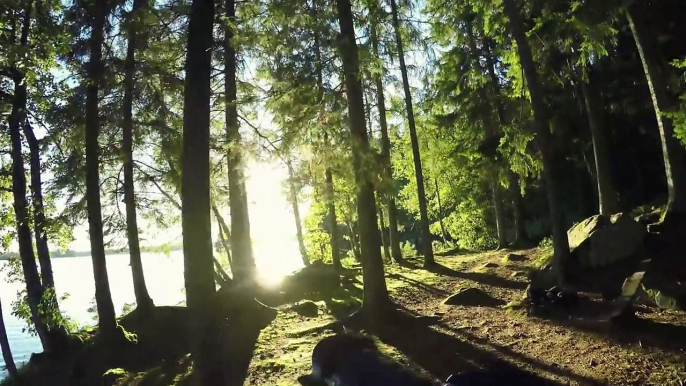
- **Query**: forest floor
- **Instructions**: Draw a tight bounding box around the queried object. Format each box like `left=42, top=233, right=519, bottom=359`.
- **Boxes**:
left=238, top=248, right=686, bottom=386
left=14, top=248, right=685, bottom=386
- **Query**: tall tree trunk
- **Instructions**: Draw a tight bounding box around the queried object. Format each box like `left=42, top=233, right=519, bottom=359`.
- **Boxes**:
left=627, top=7, right=686, bottom=220
left=502, top=0, right=570, bottom=286
left=182, top=0, right=223, bottom=383
left=370, top=12, right=403, bottom=263
left=581, top=75, right=619, bottom=216
left=212, top=205, right=237, bottom=276
left=122, top=0, right=154, bottom=313
left=376, top=195, right=391, bottom=261
left=0, top=298, right=17, bottom=377
left=325, top=168, right=342, bottom=270
left=287, top=164, right=309, bottom=267
left=23, top=123, right=56, bottom=294
left=492, top=177, right=508, bottom=249
left=467, top=23, right=507, bottom=249
left=389, top=0, right=433, bottom=267
left=313, top=28, right=341, bottom=270
left=7, top=0, right=51, bottom=351
left=225, top=0, right=255, bottom=282
left=510, top=174, right=528, bottom=246
left=336, top=0, right=390, bottom=313
left=434, top=179, right=448, bottom=243
left=85, top=0, right=117, bottom=335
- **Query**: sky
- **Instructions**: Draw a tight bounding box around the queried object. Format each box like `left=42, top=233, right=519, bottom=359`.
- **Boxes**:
left=66, top=159, right=308, bottom=253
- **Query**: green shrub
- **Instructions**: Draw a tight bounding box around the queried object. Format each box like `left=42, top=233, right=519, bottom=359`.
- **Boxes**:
left=400, top=241, right=417, bottom=257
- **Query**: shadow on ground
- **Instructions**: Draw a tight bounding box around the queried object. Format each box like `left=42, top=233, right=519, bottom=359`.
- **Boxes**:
left=387, top=272, right=451, bottom=297
left=342, top=306, right=601, bottom=386
left=556, top=312, right=686, bottom=355
left=427, top=263, right=528, bottom=290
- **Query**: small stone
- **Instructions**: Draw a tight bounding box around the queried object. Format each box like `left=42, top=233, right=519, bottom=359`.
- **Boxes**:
left=482, top=262, right=499, bottom=269
left=504, top=253, right=528, bottom=262
left=291, top=300, right=319, bottom=318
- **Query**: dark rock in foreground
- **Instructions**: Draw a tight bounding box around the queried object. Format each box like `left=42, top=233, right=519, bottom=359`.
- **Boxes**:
left=442, top=288, right=505, bottom=307
left=292, top=300, right=319, bottom=318
left=504, top=253, right=528, bottom=262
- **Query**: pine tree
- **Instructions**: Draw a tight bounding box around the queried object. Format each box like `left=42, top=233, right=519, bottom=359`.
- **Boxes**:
left=369, top=4, right=404, bottom=263
left=7, top=0, right=53, bottom=351
left=84, top=0, right=117, bottom=335
left=336, top=0, right=390, bottom=314
left=122, top=0, right=155, bottom=313
left=626, top=3, right=686, bottom=222
left=502, top=0, right=571, bottom=285
left=224, top=0, right=256, bottom=282
left=182, top=0, right=224, bottom=383
left=389, top=0, right=434, bottom=266
left=0, top=297, right=17, bottom=377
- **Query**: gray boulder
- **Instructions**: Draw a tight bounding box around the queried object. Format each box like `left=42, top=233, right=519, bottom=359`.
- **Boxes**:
left=567, top=213, right=646, bottom=269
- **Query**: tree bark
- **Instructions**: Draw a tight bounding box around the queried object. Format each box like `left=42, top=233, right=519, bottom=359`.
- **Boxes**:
left=389, top=0, right=434, bottom=267
left=376, top=195, right=391, bottom=261
left=434, top=179, right=448, bottom=243
left=325, top=168, right=342, bottom=270
left=122, top=0, right=154, bottom=313
left=85, top=0, right=117, bottom=335
left=370, top=12, right=403, bottom=263
left=0, top=298, right=17, bottom=377
left=510, top=174, right=528, bottom=246
left=336, top=0, right=390, bottom=313
left=225, top=0, right=255, bottom=282
left=287, top=164, right=309, bottom=267
left=467, top=22, right=507, bottom=249
left=627, top=7, right=686, bottom=219
left=581, top=75, right=619, bottom=216
left=502, top=0, right=571, bottom=286
left=212, top=205, right=237, bottom=276
left=313, top=27, right=342, bottom=270
left=492, top=177, right=508, bottom=249
left=22, top=125, right=55, bottom=297
left=182, top=0, right=224, bottom=383
left=7, top=0, right=51, bottom=352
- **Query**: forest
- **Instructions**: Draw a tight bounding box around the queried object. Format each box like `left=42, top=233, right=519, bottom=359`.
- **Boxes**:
left=1, top=0, right=686, bottom=384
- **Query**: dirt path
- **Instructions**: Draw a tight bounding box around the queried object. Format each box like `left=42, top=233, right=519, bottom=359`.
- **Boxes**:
left=247, top=249, right=686, bottom=386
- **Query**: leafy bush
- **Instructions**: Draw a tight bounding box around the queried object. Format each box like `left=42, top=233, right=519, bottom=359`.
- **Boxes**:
left=400, top=241, right=417, bottom=257
left=432, top=239, right=456, bottom=253
left=442, top=202, right=497, bottom=250
left=538, top=236, right=553, bottom=250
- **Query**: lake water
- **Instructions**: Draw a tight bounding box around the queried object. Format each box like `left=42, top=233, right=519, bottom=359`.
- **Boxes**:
left=0, top=248, right=303, bottom=379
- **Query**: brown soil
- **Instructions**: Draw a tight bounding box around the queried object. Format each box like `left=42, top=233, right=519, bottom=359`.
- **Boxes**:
left=246, top=248, right=686, bottom=386
left=45, top=248, right=683, bottom=386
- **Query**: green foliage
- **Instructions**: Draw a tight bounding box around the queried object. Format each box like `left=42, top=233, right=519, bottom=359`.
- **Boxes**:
left=671, top=59, right=686, bottom=147
left=444, top=202, right=498, bottom=250
left=538, top=236, right=554, bottom=250
left=0, top=258, right=75, bottom=334
left=400, top=241, right=417, bottom=257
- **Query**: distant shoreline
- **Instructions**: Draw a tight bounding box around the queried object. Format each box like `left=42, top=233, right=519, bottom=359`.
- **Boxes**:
left=0, top=245, right=183, bottom=260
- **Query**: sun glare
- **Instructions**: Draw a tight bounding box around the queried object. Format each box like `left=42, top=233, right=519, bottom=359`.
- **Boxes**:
left=246, top=161, right=308, bottom=286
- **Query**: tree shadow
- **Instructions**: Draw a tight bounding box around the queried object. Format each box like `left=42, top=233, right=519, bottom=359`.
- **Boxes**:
left=387, top=272, right=451, bottom=297
left=437, top=320, right=603, bottom=385
left=219, top=298, right=279, bottom=386
left=351, top=307, right=597, bottom=385
left=553, top=313, right=686, bottom=356
left=426, top=263, right=528, bottom=290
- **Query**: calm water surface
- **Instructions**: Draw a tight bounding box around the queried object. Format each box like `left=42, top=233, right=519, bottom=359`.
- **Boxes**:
left=0, top=248, right=303, bottom=379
